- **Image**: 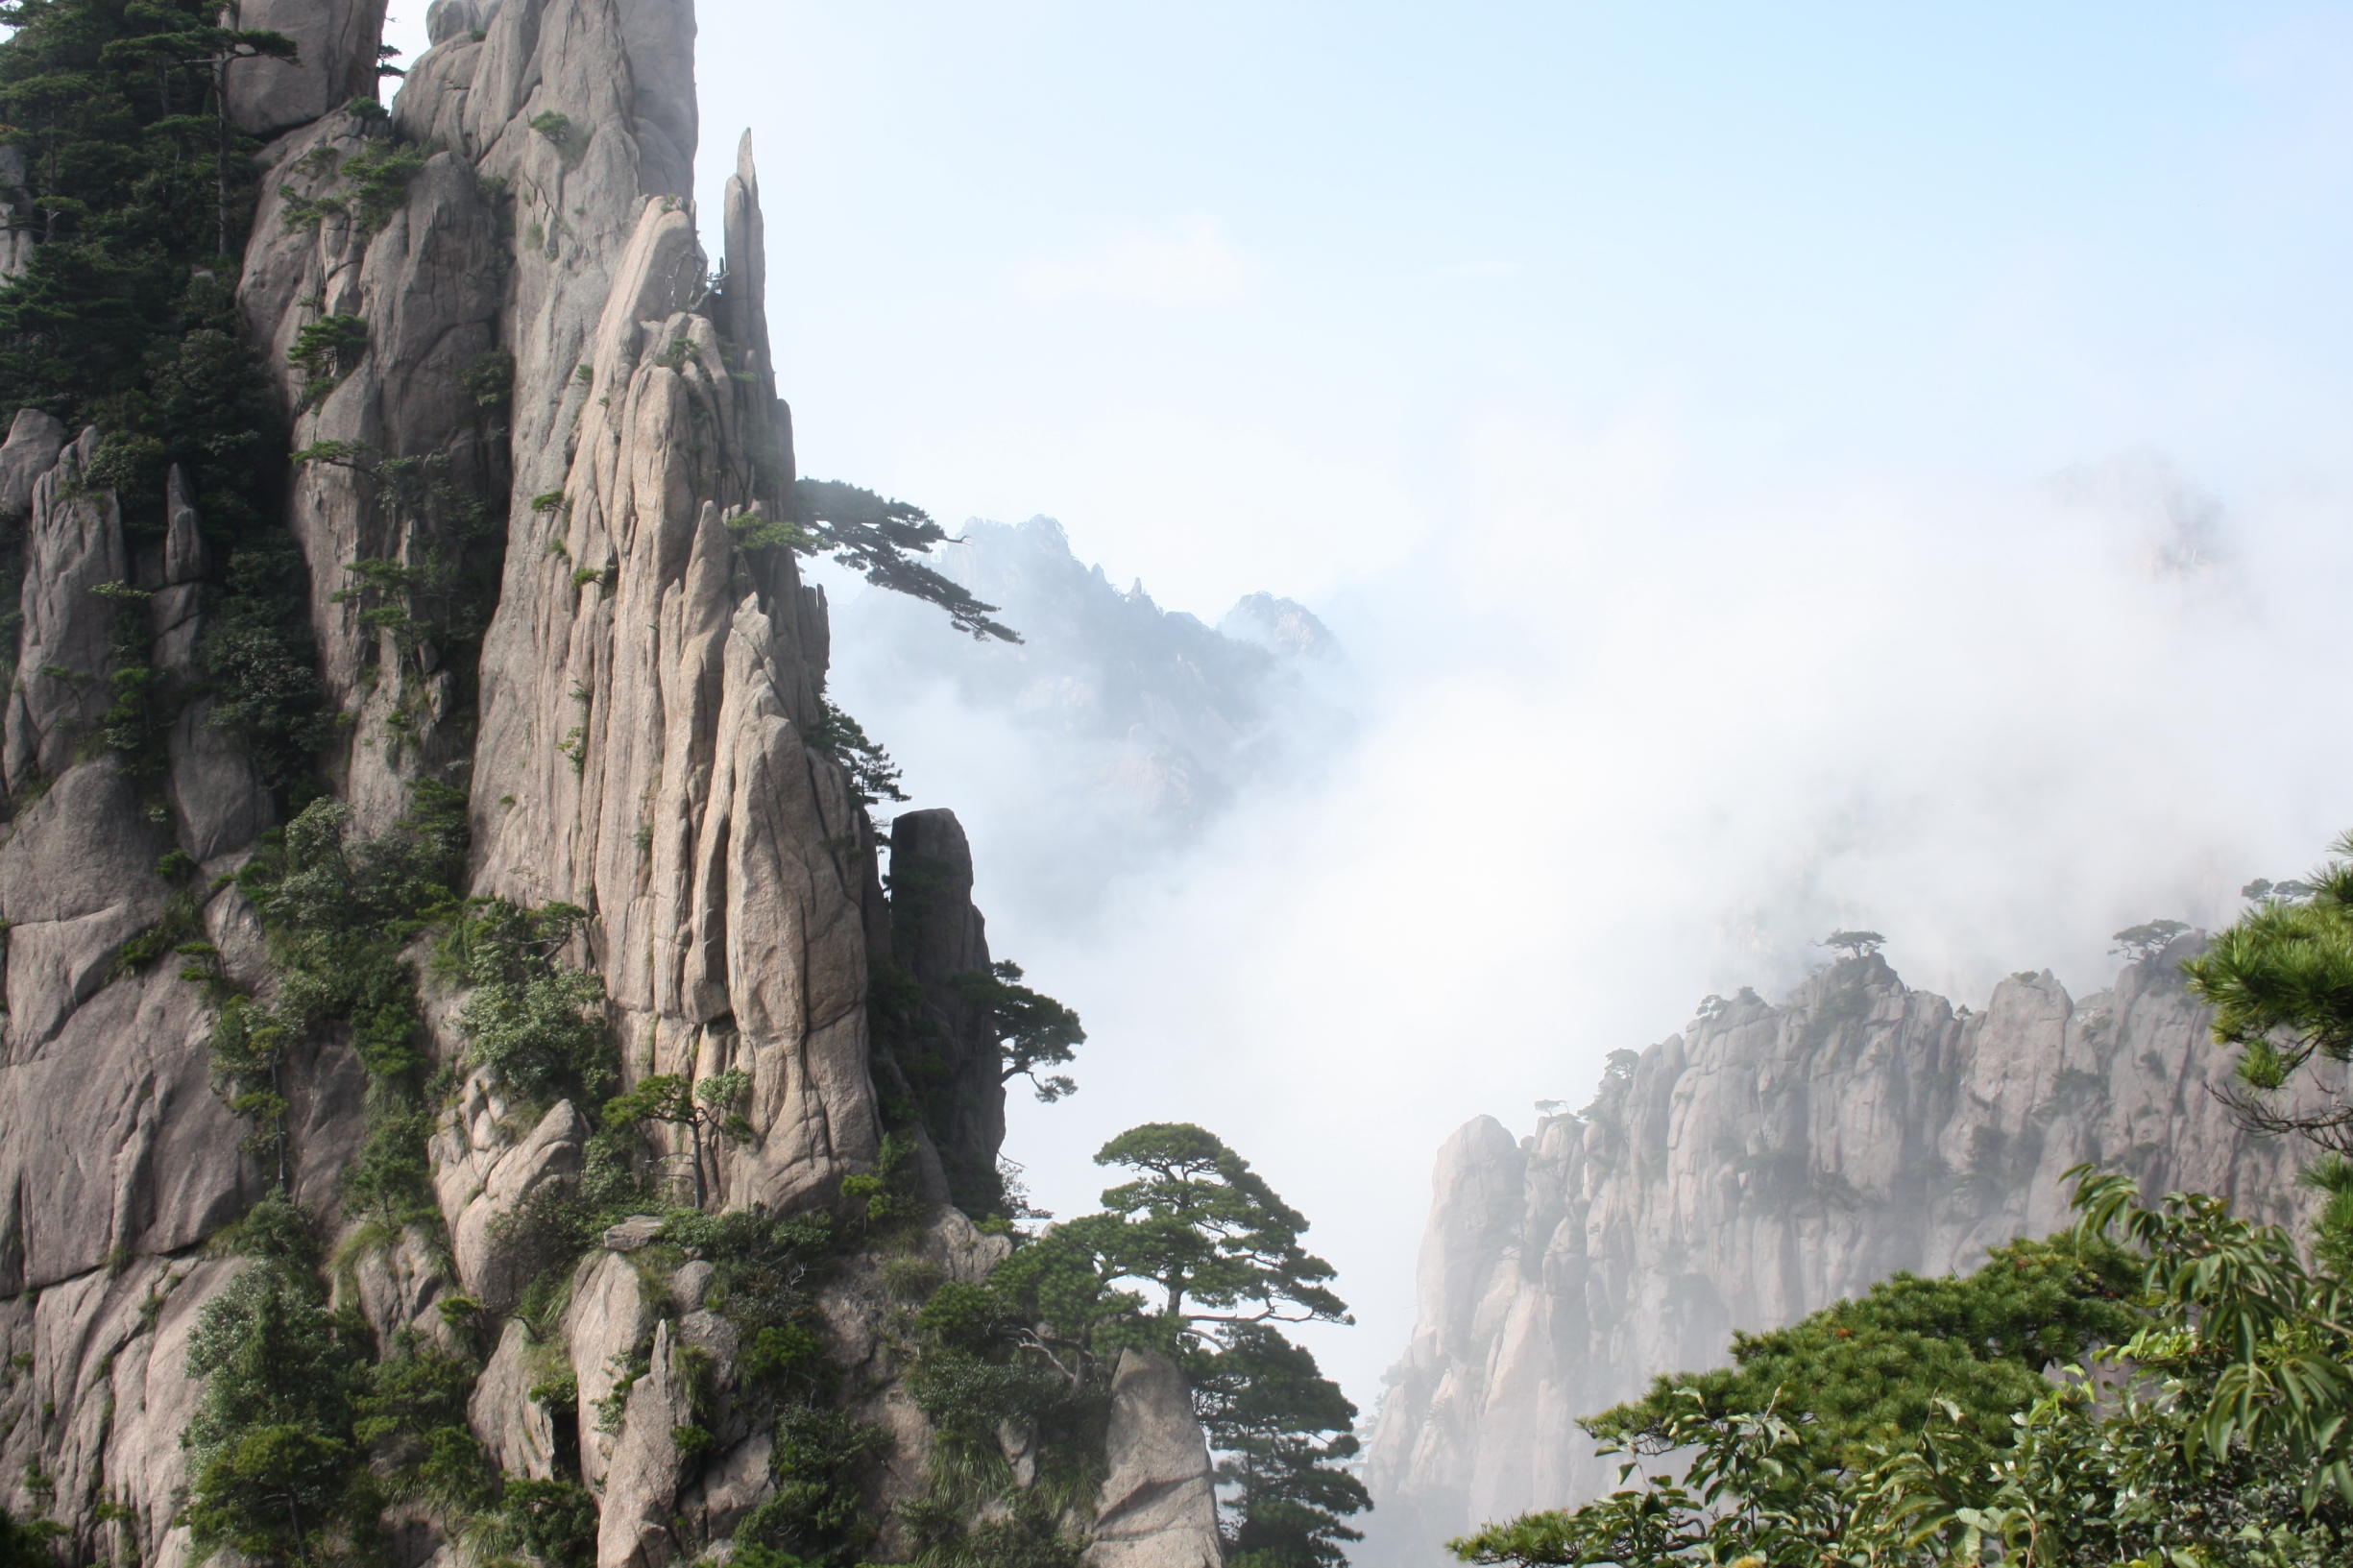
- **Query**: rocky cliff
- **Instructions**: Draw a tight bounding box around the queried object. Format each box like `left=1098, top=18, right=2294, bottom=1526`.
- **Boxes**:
left=0, top=6, right=1218, bottom=1568
left=1360, top=941, right=2341, bottom=1567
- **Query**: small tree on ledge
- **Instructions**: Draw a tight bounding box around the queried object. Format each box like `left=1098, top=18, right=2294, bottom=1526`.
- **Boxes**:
left=2110, top=919, right=2192, bottom=964
left=1822, top=929, right=1884, bottom=961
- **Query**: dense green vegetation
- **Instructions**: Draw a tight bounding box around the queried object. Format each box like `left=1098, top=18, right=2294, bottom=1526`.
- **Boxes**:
left=0, top=0, right=327, bottom=804
left=2184, top=832, right=2353, bottom=1152
left=1453, top=1169, right=2353, bottom=1567
left=920, top=1124, right=1371, bottom=1568
left=1580, top=1233, right=2145, bottom=1473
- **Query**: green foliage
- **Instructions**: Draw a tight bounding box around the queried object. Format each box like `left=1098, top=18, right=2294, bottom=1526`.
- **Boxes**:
left=950, top=959, right=1086, bottom=1103
left=795, top=478, right=1020, bottom=642
left=110, top=885, right=200, bottom=979
left=0, top=1504, right=63, bottom=1568
left=0, top=0, right=286, bottom=425
left=904, top=1493, right=1090, bottom=1568
left=352, top=1334, right=497, bottom=1516
left=341, top=143, right=425, bottom=231
left=2112, top=917, right=2192, bottom=962
left=1822, top=929, right=1885, bottom=959
left=527, top=109, right=571, bottom=145
left=804, top=696, right=907, bottom=806
left=1577, top=1049, right=1642, bottom=1123
left=288, top=312, right=368, bottom=402
left=1080, top=1122, right=1350, bottom=1332
left=342, top=1105, right=437, bottom=1228
left=197, top=532, right=328, bottom=799
left=459, top=348, right=514, bottom=408
left=601, top=1069, right=751, bottom=1208
left=2185, top=831, right=2353, bottom=1150
left=211, top=784, right=467, bottom=1217
left=1583, top=1231, right=2145, bottom=1471
left=1451, top=1170, right=2353, bottom=1568
left=1193, top=1325, right=1370, bottom=1568
left=439, top=897, right=612, bottom=1103
left=301, top=441, right=501, bottom=698
left=183, top=1212, right=377, bottom=1568
left=736, top=1401, right=891, bottom=1568
left=480, top=1478, right=597, bottom=1568
left=953, top=1126, right=1366, bottom=1561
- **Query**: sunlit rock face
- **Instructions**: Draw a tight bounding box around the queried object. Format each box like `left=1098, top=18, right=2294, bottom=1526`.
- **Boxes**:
left=0, top=1, right=878, bottom=1556
left=1360, top=940, right=2335, bottom=1567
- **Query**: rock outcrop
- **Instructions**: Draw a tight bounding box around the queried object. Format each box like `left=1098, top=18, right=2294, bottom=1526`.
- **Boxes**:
left=1360, top=942, right=2337, bottom=1567
left=1084, top=1350, right=1225, bottom=1568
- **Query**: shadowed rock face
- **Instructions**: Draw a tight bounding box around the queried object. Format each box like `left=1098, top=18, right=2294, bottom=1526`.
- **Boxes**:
left=1359, top=942, right=2337, bottom=1567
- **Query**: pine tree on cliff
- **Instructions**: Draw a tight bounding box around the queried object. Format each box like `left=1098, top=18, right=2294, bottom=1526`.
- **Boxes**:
left=2185, top=831, right=2353, bottom=1152
left=989, top=1123, right=1372, bottom=1568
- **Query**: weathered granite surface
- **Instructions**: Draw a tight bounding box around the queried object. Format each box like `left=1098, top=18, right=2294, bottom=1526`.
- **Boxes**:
left=1360, top=941, right=2337, bottom=1566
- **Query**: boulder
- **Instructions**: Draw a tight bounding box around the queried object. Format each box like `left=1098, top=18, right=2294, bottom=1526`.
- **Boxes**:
left=0, top=407, right=65, bottom=517
left=4, top=428, right=126, bottom=792
left=596, top=1317, right=694, bottom=1568
left=472, top=1316, right=559, bottom=1480
left=226, top=0, right=386, bottom=135
left=1085, top=1351, right=1224, bottom=1568
left=604, top=1214, right=665, bottom=1252
left=437, top=1095, right=590, bottom=1309
left=565, top=1249, right=653, bottom=1491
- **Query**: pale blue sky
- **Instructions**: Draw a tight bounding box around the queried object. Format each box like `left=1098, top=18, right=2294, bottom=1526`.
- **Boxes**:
left=387, top=3, right=2353, bottom=1428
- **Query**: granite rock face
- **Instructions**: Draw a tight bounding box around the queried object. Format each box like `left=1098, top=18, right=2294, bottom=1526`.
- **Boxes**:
left=0, top=7, right=1212, bottom=1568
left=1084, top=1350, right=1225, bottom=1568
left=1360, top=942, right=2337, bottom=1565
left=227, top=0, right=388, bottom=135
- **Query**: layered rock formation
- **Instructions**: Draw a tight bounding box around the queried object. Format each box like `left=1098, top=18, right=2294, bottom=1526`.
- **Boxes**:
left=0, top=5, right=1220, bottom=1567
left=1361, top=942, right=2338, bottom=1567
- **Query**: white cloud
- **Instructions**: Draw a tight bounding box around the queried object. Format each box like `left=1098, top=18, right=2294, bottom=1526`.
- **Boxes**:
left=830, top=413, right=2353, bottom=1412
left=1019, top=215, right=1249, bottom=306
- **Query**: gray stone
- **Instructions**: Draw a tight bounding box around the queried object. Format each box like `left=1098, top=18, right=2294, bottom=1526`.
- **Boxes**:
left=344, top=1226, right=451, bottom=1349
left=668, top=1258, right=715, bottom=1309
left=1085, top=1351, right=1223, bottom=1568
left=435, top=1095, right=590, bottom=1309
left=226, top=0, right=385, bottom=135
left=566, top=1249, right=654, bottom=1492
left=162, top=465, right=206, bottom=584
left=690, top=1431, right=773, bottom=1540
left=426, top=0, right=504, bottom=42
left=4, top=428, right=126, bottom=792
left=473, top=1316, right=559, bottom=1480
left=164, top=700, right=273, bottom=861
left=676, top=1308, right=737, bottom=1380
left=597, top=1317, right=693, bottom=1568
left=606, top=1215, right=665, bottom=1252
left=0, top=407, right=65, bottom=517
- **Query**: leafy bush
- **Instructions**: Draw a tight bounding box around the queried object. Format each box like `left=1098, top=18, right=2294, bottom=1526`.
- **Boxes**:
left=440, top=899, right=612, bottom=1103
left=182, top=1204, right=376, bottom=1568
left=481, top=1478, right=597, bottom=1568
left=352, top=1335, right=497, bottom=1515
left=736, top=1403, right=891, bottom=1568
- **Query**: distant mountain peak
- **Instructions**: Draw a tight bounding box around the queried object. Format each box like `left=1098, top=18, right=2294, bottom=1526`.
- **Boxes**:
left=1221, top=591, right=1334, bottom=659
